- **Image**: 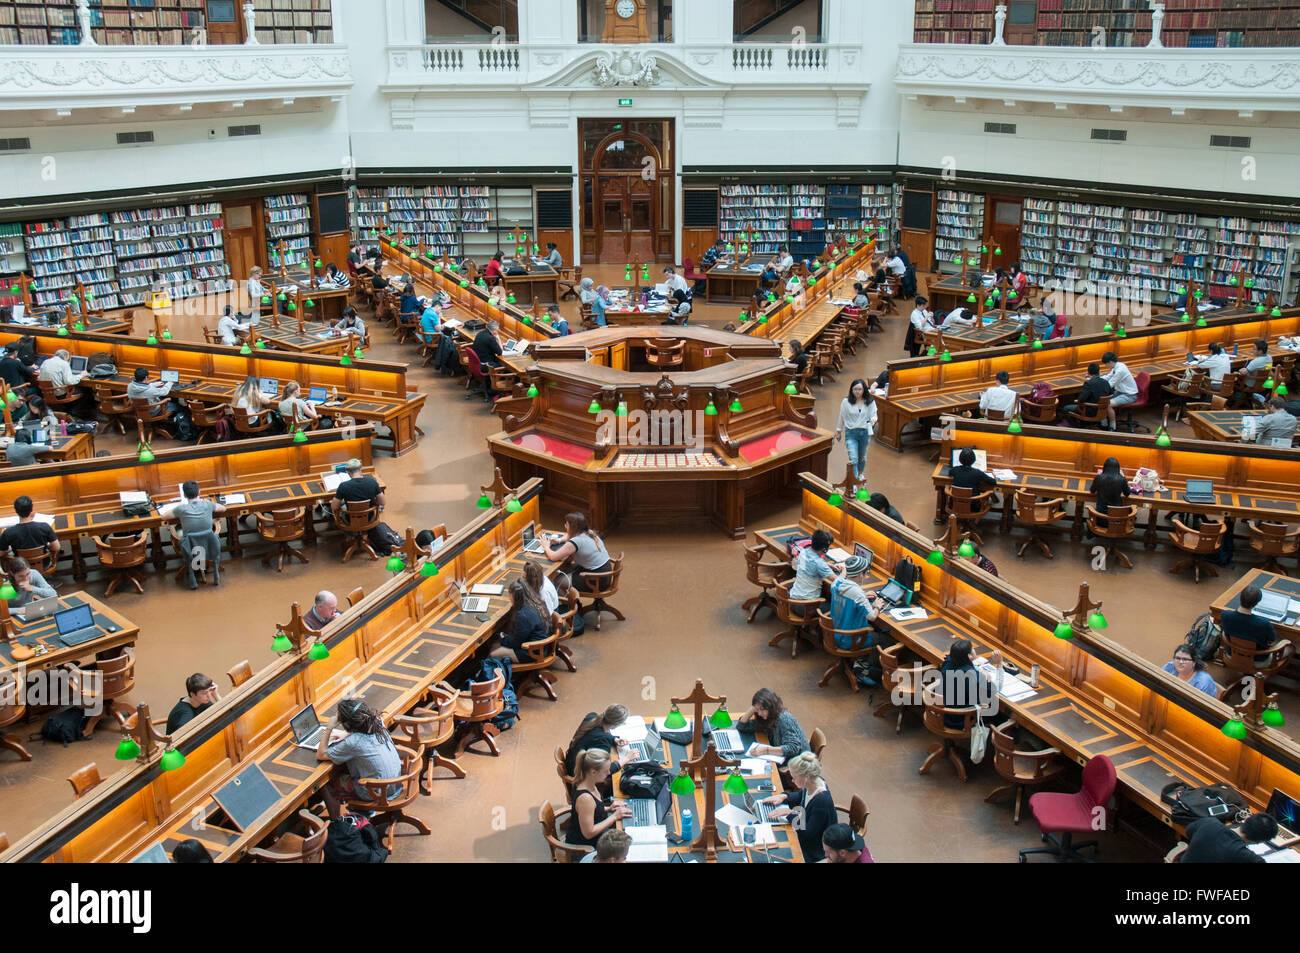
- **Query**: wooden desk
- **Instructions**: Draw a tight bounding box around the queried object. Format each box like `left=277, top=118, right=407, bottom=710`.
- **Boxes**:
left=2, top=592, right=137, bottom=675
left=1186, top=409, right=1299, bottom=448
left=272, top=271, right=351, bottom=323
left=255, top=319, right=352, bottom=357
left=738, top=242, right=876, bottom=348
left=0, top=425, right=377, bottom=579
left=0, top=482, right=546, bottom=862
left=705, top=258, right=769, bottom=304
left=501, top=266, right=560, bottom=306
left=0, top=314, right=133, bottom=337
left=924, top=315, right=1026, bottom=352
left=0, top=432, right=94, bottom=467
left=932, top=418, right=1300, bottom=549
left=0, top=327, right=425, bottom=456
left=877, top=308, right=1300, bottom=451
left=1209, top=569, right=1300, bottom=683
left=756, top=475, right=1300, bottom=833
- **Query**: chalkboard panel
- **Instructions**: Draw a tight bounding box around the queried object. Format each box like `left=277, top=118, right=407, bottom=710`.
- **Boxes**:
left=316, top=192, right=348, bottom=234
left=683, top=189, right=720, bottom=229
left=902, top=190, right=933, bottom=231
left=537, top=189, right=572, bottom=228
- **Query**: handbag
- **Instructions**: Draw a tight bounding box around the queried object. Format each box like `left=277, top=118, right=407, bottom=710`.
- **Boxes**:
left=969, top=712, right=990, bottom=764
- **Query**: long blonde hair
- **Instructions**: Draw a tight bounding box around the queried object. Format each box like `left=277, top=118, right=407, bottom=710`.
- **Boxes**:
left=572, top=748, right=610, bottom=789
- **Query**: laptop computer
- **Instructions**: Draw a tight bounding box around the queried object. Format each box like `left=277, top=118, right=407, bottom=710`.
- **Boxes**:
left=258, top=377, right=280, bottom=396
left=160, top=369, right=179, bottom=384
left=458, top=582, right=490, bottom=614
left=13, top=595, right=59, bottom=621
left=952, top=448, right=989, bottom=471
left=626, top=778, right=673, bottom=828
left=306, top=386, right=328, bottom=404
left=852, top=543, right=874, bottom=573
left=1267, top=788, right=1300, bottom=838
left=289, top=704, right=328, bottom=750
left=1254, top=589, right=1291, bottom=623
left=711, top=728, right=745, bottom=756
left=743, top=791, right=786, bottom=825
left=68, top=355, right=87, bottom=374
left=1182, top=479, right=1216, bottom=504
left=54, top=603, right=99, bottom=646
left=129, top=843, right=172, bottom=864
left=877, top=578, right=912, bottom=609
left=521, top=522, right=542, bottom=553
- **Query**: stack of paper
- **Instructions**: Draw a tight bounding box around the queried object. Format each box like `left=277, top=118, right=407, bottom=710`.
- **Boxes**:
left=825, top=547, right=851, bottom=562
left=0, top=513, right=54, bottom=528
left=739, top=758, right=770, bottom=775
left=611, top=718, right=647, bottom=743
left=991, top=468, right=1019, bottom=482
left=727, top=822, right=777, bottom=849
left=221, top=493, right=247, bottom=505
left=119, top=491, right=149, bottom=505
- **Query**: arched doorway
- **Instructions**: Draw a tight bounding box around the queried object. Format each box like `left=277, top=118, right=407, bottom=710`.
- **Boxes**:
left=579, top=119, right=675, bottom=264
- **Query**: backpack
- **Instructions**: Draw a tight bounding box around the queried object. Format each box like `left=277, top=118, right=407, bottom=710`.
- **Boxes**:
left=36, top=707, right=88, bottom=747
left=618, top=762, right=671, bottom=799
left=86, top=351, right=114, bottom=373
left=368, top=522, right=402, bottom=556
left=1160, top=782, right=1249, bottom=827
left=171, top=411, right=197, bottom=442
left=323, top=813, right=389, bottom=863
left=893, top=556, right=920, bottom=600
left=1029, top=381, right=1054, bottom=401
left=467, top=657, right=517, bottom=732
left=1185, top=612, right=1223, bottom=662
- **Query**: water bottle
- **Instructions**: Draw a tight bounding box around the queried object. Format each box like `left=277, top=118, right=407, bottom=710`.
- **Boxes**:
left=681, top=808, right=694, bottom=842
left=1233, top=343, right=1239, bottom=356
left=60, top=419, right=67, bottom=437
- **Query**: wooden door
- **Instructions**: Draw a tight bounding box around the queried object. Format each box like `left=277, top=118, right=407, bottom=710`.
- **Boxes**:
left=204, top=0, right=242, bottom=44
left=985, top=196, right=1023, bottom=269
left=222, top=199, right=262, bottom=282
left=597, top=178, right=655, bottom=263
left=899, top=187, right=935, bottom=273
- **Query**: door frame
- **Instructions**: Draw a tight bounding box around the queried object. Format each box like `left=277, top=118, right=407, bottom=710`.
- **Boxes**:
left=984, top=194, right=1024, bottom=270
left=578, top=119, right=675, bottom=265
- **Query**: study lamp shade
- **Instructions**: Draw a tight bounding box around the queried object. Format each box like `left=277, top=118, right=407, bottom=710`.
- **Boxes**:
left=1156, top=431, right=1172, bottom=447
left=505, top=498, right=523, bottom=513
left=385, top=554, right=405, bottom=572
left=57, top=326, right=69, bottom=336
left=940, top=351, right=951, bottom=362
left=160, top=748, right=186, bottom=772
left=308, top=641, right=330, bottom=661
left=271, top=630, right=292, bottom=652
left=669, top=770, right=697, bottom=796
left=1053, top=620, right=1073, bottom=640
left=722, top=771, right=748, bottom=795
left=664, top=705, right=686, bottom=730
left=476, top=494, right=492, bottom=509
left=704, top=400, right=718, bottom=416
left=239, top=343, right=252, bottom=355
left=1006, top=418, right=1022, bottom=434
left=784, top=382, right=798, bottom=395
left=957, top=540, right=976, bottom=558
left=0, top=581, right=15, bottom=601
left=138, top=445, right=156, bottom=463
left=709, top=705, right=733, bottom=729
left=855, top=487, right=869, bottom=501
left=146, top=333, right=158, bottom=345
left=828, top=493, right=843, bottom=506
left=1262, top=707, right=1285, bottom=728
left=1087, top=611, right=1108, bottom=630
left=1221, top=718, right=1248, bottom=741
left=420, top=560, right=440, bottom=577
left=729, top=397, right=743, bottom=413
left=587, top=399, right=602, bottom=414
left=925, top=549, right=944, bottom=566
left=115, top=737, right=141, bottom=761
left=526, top=383, right=539, bottom=398
left=292, top=428, right=308, bottom=443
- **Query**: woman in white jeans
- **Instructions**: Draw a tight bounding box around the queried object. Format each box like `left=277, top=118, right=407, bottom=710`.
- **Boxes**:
left=834, top=378, right=877, bottom=481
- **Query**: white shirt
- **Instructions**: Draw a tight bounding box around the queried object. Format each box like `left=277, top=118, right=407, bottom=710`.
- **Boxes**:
left=776, top=254, right=794, bottom=271
left=246, top=277, right=265, bottom=309
left=540, top=576, right=559, bottom=615
left=885, top=256, right=906, bottom=276
left=1104, top=361, right=1138, bottom=398
left=664, top=273, right=690, bottom=296
left=941, top=308, right=977, bottom=330
left=980, top=384, right=1018, bottom=415
left=909, top=308, right=934, bottom=331
left=217, top=313, right=248, bottom=346
left=835, top=398, right=878, bottom=435
left=1197, top=352, right=1232, bottom=382
left=37, top=356, right=81, bottom=388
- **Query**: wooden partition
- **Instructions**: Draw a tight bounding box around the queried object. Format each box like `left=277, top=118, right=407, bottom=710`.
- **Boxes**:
left=768, top=475, right=1300, bottom=827
left=1, top=482, right=545, bottom=863
left=877, top=309, right=1300, bottom=450
left=739, top=239, right=876, bottom=344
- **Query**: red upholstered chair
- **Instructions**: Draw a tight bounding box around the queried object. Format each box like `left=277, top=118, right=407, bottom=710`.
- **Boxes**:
left=682, top=257, right=707, bottom=284
left=1018, top=754, right=1117, bottom=863
left=463, top=348, right=491, bottom=404
left=1117, top=371, right=1152, bottom=433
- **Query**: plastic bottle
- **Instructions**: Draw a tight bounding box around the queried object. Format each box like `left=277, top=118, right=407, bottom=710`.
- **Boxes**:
left=681, top=808, right=694, bottom=842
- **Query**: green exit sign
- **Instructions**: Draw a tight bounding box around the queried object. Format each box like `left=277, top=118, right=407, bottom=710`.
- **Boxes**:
left=618, top=98, right=633, bottom=107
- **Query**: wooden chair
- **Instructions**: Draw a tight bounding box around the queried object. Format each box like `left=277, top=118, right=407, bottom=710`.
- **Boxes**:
left=131, top=397, right=175, bottom=442
left=809, top=344, right=837, bottom=385
left=67, top=763, right=103, bottom=799
left=90, top=381, right=131, bottom=435
left=944, top=485, right=995, bottom=547
left=12, top=543, right=56, bottom=578
left=809, top=726, right=827, bottom=761
left=833, top=793, right=869, bottom=837
left=0, top=669, right=32, bottom=762
left=1212, top=371, right=1238, bottom=402
left=742, top=541, right=792, bottom=623
left=392, top=685, right=467, bottom=794
left=985, top=720, right=1067, bottom=823
left=513, top=622, right=561, bottom=702
left=94, top=531, right=148, bottom=595
left=248, top=809, right=329, bottom=862
left=875, top=644, right=934, bottom=733
left=227, top=659, right=252, bottom=688
left=186, top=400, right=230, bottom=445
left=232, top=405, right=274, bottom=437
left=646, top=339, right=686, bottom=370
left=1084, top=504, right=1137, bottom=571
left=340, top=744, right=430, bottom=850
left=1067, top=394, right=1111, bottom=429
left=1216, top=632, right=1295, bottom=690
left=1168, top=518, right=1227, bottom=583
left=1013, top=490, right=1067, bottom=560
left=919, top=685, right=980, bottom=782
left=1018, top=395, right=1058, bottom=425
left=453, top=669, right=506, bottom=756
left=345, top=586, right=367, bottom=607
left=816, top=609, right=877, bottom=692
left=551, top=587, right=580, bottom=673
left=539, top=800, right=592, bottom=862
left=558, top=266, right=581, bottom=301
left=65, top=647, right=135, bottom=735
left=37, top=378, right=85, bottom=414
left=487, top=365, right=518, bottom=396
left=1249, top=521, right=1300, bottom=575
left=166, top=523, right=212, bottom=587
left=256, top=507, right=309, bottom=571
left=334, top=499, right=380, bottom=562
left=1184, top=394, right=1228, bottom=412
left=201, top=325, right=222, bottom=345
left=770, top=578, right=822, bottom=658
left=554, top=745, right=576, bottom=804
left=580, top=553, right=625, bottom=631
left=1162, top=368, right=1208, bottom=421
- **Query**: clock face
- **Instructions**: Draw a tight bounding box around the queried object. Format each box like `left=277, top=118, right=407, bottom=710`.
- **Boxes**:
left=616, top=0, right=636, bottom=19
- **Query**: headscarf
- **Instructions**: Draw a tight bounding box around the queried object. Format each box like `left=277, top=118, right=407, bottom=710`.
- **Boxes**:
left=595, top=285, right=611, bottom=301
left=579, top=277, right=596, bottom=304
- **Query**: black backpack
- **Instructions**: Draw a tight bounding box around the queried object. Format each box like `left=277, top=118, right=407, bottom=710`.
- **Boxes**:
left=1160, top=782, right=1249, bottom=827
left=323, top=814, right=388, bottom=863
left=893, top=556, right=919, bottom=599
left=1185, top=612, right=1223, bottom=663
left=37, top=707, right=88, bottom=747
left=368, top=522, right=402, bottom=556
left=618, top=762, right=671, bottom=799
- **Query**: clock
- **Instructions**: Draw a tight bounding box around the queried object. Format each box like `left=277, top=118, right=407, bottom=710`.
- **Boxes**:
left=603, top=0, right=649, bottom=42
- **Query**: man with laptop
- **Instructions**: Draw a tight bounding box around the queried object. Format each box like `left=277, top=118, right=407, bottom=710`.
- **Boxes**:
left=1221, top=586, right=1281, bottom=664
left=828, top=555, right=884, bottom=651
left=5, top=556, right=55, bottom=608
left=126, top=366, right=184, bottom=414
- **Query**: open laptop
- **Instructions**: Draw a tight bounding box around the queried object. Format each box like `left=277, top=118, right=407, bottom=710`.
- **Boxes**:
left=54, top=603, right=99, bottom=646
left=1182, top=479, right=1216, bottom=504
left=852, top=542, right=874, bottom=573
left=160, top=369, right=180, bottom=384
left=743, top=791, right=786, bottom=825
left=306, top=386, right=328, bottom=405
left=458, top=582, right=490, bottom=614
left=711, top=727, right=745, bottom=756
left=876, top=578, right=912, bottom=609
left=258, top=377, right=280, bottom=396
left=13, top=595, right=59, bottom=621
left=68, top=355, right=87, bottom=374
left=626, top=778, right=673, bottom=828
left=289, top=704, right=328, bottom=750
left=952, top=447, right=989, bottom=471
left=1267, top=788, right=1300, bottom=840
left=1254, top=589, right=1292, bottom=623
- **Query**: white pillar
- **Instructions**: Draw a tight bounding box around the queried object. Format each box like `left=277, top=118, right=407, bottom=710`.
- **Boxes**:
left=1148, top=2, right=1165, bottom=48
left=992, top=4, right=1007, bottom=45
left=76, top=0, right=97, bottom=46
left=243, top=2, right=259, bottom=44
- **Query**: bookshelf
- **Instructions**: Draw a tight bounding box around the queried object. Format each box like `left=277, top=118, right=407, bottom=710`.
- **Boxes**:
left=249, top=0, right=334, bottom=45
left=109, top=202, right=230, bottom=305
left=825, top=185, right=862, bottom=242
left=491, top=187, right=536, bottom=260
left=1085, top=203, right=1127, bottom=285
left=459, top=186, right=494, bottom=260
left=934, top=189, right=985, bottom=274
left=1122, top=207, right=1171, bottom=298
left=789, top=184, right=826, bottom=259
left=720, top=184, right=790, bottom=256
left=0, top=223, right=26, bottom=308
left=24, top=215, right=120, bottom=311
left=1254, top=220, right=1300, bottom=305
left=862, top=183, right=897, bottom=244
left=1210, top=215, right=1256, bottom=299
left=1167, top=212, right=1210, bottom=296
left=1019, top=198, right=1057, bottom=285
left=349, top=186, right=536, bottom=261
left=265, top=193, right=312, bottom=268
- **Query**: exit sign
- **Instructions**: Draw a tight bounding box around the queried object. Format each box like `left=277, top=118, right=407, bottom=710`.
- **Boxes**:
left=618, top=98, right=633, bottom=107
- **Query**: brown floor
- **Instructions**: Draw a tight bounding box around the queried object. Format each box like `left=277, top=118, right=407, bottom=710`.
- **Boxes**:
left=0, top=268, right=1279, bottom=862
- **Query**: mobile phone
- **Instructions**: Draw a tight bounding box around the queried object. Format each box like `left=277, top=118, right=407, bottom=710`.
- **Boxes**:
left=1208, top=803, right=1232, bottom=817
